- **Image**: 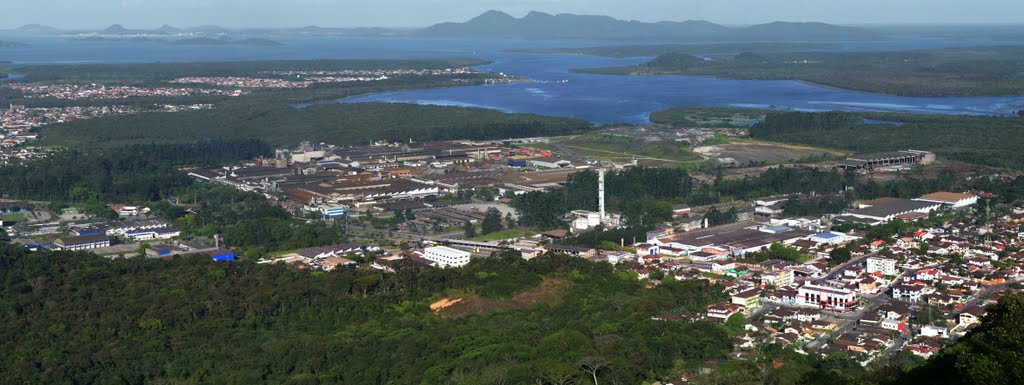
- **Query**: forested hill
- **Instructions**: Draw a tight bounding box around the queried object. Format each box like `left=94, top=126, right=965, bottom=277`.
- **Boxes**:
left=0, top=245, right=732, bottom=384
left=4, top=242, right=1024, bottom=384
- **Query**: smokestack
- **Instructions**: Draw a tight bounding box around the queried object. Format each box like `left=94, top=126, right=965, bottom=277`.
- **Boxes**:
left=598, top=169, right=606, bottom=220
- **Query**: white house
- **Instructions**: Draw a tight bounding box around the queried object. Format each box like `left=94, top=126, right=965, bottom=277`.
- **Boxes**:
left=920, top=325, right=949, bottom=338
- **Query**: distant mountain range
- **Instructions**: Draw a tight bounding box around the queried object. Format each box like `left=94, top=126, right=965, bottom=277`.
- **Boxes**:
left=9, top=12, right=879, bottom=41
left=421, top=10, right=877, bottom=41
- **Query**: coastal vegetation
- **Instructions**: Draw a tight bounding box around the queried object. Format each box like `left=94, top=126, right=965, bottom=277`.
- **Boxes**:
left=39, top=102, right=593, bottom=148
left=576, top=46, right=1024, bottom=97
left=747, top=110, right=1024, bottom=169
left=511, top=42, right=841, bottom=58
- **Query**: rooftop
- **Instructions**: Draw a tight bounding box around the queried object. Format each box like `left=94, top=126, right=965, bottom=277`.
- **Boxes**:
left=918, top=192, right=976, bottom=203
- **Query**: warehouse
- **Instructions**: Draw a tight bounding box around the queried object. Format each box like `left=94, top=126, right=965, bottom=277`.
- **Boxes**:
left=836, top=150, right=935, bottom=171
left=654, top=221, right=813, bottom=256
left=914, top=192, right=978, bottom=209
left=839, top=198, right=941, bottom=225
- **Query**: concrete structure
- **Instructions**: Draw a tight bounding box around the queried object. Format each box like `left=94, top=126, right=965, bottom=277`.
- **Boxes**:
left=529, top=157, right=571, bottom=169
left=915, top=192, right=978, bottom=209
left=106, top=219, right=170, bottom=237
left=837, top=150, right=935, bottom=171
left=707, top=303, right=743, bottom=321
left=54, top=234, right=111, bottom=251
left=125, top=228, right=181, bottom=242
left=797, top=284, right=859, bottom=313
left=423, top=246, right=471, bottom=268
left=841, top=198, right=942, bottom=225
left=543, top=244, right=598, bottom=259
left=731, top=289, right=762, bottom=309
left=866, top=256, right=900, bottom=276
left=892, top=284, right=932, bottom=302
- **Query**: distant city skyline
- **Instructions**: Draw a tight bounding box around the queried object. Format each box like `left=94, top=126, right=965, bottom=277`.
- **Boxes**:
left=5, top=0, right=1024, bottom=30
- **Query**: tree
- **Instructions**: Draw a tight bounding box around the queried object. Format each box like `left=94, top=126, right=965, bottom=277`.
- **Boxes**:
left=725, top=313, right=747, bottom=332
left=577, top=357, right=608, bottom=385
left=464, top=221, right=477, bottom=238
left=829, top=246, right=853, bottom=267
left=504, top=213, right=516, bottom=230
left=481, top=208, right=504, bottom=235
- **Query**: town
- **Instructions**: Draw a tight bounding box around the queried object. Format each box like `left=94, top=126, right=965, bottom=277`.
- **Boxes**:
left=3, top=83, right=243, bottom=99
left=2, top=128, right=1017, bottom=368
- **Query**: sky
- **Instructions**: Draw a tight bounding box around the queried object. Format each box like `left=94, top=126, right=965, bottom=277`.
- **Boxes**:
left=6, top=0, right=1024, bottom=29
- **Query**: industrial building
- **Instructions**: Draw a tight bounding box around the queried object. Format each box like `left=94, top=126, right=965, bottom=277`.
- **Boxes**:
left=836, top=150, right=935, bottom=171
left=914, top=192, right=978, bottom=209
left=838, top=198, right=942, bottom=225
left=423, top=246, right=472, bottom=268
left=54, top=234, right=111, bottom=251
left=654, top=221, right=814, bottom=256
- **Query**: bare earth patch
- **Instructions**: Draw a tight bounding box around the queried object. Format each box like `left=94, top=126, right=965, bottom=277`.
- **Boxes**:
left=431, top=278, right=569, bottom=319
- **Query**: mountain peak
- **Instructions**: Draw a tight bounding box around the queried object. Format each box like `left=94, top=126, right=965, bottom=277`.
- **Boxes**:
left=103, top=24, right=127, bottom=33
left=472, top=10, right=515, bottom=21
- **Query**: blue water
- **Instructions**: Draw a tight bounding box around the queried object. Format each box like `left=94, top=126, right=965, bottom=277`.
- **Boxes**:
left=2, top=34, right=1024, bottom=123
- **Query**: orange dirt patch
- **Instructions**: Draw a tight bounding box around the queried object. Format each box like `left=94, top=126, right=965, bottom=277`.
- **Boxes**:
left=433, top=278, right=569, bottom=319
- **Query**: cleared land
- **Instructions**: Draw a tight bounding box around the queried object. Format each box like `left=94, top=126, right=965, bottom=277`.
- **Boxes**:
left=694, top=139, right=849, bottom=167
left=649, top=107, right=768, bottom=128
left=431, top=278, right=569, bottom=319
left=543, top=133, right=705, bottom=167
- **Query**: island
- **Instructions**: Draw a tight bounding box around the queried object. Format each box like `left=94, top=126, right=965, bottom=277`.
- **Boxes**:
left=574, top=46, right=1024, bottom=97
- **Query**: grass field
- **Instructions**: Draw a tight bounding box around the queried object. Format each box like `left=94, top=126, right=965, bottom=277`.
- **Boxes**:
left=470, top=228, right=539, bottom=242
left=546, top=133, right=705, bottom=167
left=1, top=213, right=28, bottom=222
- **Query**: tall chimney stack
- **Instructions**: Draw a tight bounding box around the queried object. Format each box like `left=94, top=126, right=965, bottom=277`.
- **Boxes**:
left=598, top=169, right=606, bottom=220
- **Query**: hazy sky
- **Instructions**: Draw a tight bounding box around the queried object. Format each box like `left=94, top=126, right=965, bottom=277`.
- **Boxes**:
left=7, top=0, right=1024, bottom=29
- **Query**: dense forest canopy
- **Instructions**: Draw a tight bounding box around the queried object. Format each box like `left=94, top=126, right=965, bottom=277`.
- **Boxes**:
left=0, top=139, right=269, bottom=202
left=0, top=245, right=732, bottom=385
left=38, top=102, right=593, bottom=148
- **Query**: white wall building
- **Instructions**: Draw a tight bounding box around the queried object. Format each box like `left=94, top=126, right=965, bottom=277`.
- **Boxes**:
left=423, top=246, right=471, bottom=268
left=797, top=284, right=859, bottom=313
left=866, top=256, right=900, bottom=276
